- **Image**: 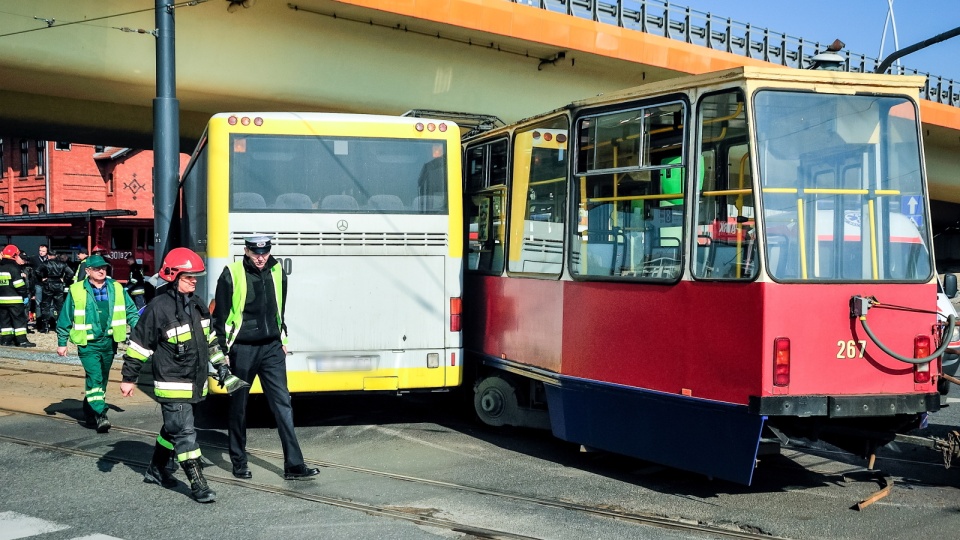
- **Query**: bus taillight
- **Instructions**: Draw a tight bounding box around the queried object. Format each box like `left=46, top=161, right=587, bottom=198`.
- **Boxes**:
left=773, top=338, right=790, bottom=387
left=915, top=335, right=932, bottom=383
left=450, top=297, right=462, bottom=332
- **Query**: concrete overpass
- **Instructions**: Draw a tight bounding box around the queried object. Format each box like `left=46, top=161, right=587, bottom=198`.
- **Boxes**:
left=2, top=0, right=959, bottom=210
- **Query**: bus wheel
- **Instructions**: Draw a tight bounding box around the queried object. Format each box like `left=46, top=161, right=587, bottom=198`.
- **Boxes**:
left=474, top=376, right=519, bottom=427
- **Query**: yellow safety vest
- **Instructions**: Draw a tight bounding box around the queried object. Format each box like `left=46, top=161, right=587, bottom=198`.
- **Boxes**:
left=223, top=261, right=284, bottom=349
left=68, top=281, right=128, bottom=346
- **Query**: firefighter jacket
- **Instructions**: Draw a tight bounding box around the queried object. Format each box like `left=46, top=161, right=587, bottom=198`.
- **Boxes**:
left=0, top=259, right=29, bottom=306
left=126, top=262, right=146, bottom=294
left=212, top=256, right=288, bottom=354
left=56, top=279, right=141, bottom=347
left=38, top=258, right=74, bottom=295
left=121, top=287, right=227, bottom=403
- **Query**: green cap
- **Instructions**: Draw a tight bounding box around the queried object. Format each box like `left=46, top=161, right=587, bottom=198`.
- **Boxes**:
left=85, top=254, right=109, bottom=268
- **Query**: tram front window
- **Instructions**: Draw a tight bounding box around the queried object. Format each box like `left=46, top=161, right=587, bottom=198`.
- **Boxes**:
left=754, top=91, right=931, bottom=282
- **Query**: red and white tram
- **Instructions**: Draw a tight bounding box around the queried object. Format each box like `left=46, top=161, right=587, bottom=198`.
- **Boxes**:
left=462, top=66, right=955, bottom=484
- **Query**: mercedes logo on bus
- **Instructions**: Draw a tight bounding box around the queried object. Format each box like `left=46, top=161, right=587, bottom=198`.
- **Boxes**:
left=336, top=219, right=348, bottom=231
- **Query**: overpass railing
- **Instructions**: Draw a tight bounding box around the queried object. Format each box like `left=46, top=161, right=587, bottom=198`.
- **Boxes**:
left=510, top=0, right=959, bottom=108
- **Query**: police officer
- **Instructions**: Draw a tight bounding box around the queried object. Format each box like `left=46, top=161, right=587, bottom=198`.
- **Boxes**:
left=0, top=245, right=36, bottom=347
left=37, top=248, right=74, bottom=333
left=56, top=254, right=140, bottom=432
left=212, top=235, right=319, bottom=481
left=120, top=248, right=243, bottom=503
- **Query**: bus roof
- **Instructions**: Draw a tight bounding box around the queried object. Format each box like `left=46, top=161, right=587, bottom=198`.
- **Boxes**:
left=209, top=111, right=460, bottom=128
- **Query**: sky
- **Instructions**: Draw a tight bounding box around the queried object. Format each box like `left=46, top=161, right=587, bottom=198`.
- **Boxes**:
left=671, top=0, right=960, bottom=83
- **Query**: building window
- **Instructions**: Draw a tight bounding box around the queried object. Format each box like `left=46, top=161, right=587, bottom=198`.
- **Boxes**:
left=20, top=204, right=29, bottom=215
left=20, top=140, right=29, bottom=177
left=0, top=138, right=4, bottom=174
left=36, top=140, right=46, bottom=175
left=37, top=203, right=45, bottom=213
left=108, top=173, right=115, bottom=194
left=55, top=142, right=71, bottom=151
left=0, top=206, right=4, bottom=215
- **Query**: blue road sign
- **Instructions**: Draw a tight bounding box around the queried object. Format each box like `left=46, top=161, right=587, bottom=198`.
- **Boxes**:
left=901, top=196, right=923, bottom=228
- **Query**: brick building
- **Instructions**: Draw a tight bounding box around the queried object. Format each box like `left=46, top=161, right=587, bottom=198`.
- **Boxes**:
left=0, top=136, right=188, bottom=276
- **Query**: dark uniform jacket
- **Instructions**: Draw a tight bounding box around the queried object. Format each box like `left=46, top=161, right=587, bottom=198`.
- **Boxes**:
left=0, top=259, right=29, bottom=303
left=121, top=286, right=224, bottom=403
left=212, top=256, right=288, bottom=353
left=38, top=259, right=74, bottom=294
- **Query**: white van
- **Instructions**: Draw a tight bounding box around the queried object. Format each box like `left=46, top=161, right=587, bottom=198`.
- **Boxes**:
left=938, top=273, right=960, bottom=395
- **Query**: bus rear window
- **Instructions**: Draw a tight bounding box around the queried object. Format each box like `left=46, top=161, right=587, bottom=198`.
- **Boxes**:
left=229, top=134, right=448, bottom=213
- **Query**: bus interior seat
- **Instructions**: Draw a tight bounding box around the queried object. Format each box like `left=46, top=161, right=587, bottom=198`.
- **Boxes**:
left=233, top=192, right=267, bottom=209
left=412, top=195, right=444, bottom=211
left=320, top=194, right=360, bottom=211
left=273, top=192, right=314, bottom=209
left=366, top=194, right=405, bottom=211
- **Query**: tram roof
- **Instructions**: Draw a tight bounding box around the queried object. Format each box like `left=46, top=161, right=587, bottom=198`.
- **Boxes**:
left=571, top=66, right=929, bottom=109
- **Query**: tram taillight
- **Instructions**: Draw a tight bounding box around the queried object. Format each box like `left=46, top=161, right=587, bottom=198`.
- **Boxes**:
left=773, top=338, right=790, bottom=387
left=450, top=297, right=462, bottom=332
left=914, top=335, right=932, bottom=384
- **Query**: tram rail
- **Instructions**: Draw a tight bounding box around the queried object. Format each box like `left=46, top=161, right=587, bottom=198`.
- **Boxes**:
left=0, top=405, right=784, bottom=540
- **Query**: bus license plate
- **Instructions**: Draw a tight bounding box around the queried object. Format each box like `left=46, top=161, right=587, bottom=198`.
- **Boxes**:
left=310, top=356, right=376, bottom=372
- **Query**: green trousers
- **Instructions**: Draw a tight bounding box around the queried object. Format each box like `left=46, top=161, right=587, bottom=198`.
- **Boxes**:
left=78, top=339, right=119, bottom=416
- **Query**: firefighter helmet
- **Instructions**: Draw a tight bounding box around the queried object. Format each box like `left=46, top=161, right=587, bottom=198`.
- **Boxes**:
left=159, top=247, right=206, bottom=282
left=2, top=245, right=20, bottom=259
left=92, top=245, right=107, bottom=253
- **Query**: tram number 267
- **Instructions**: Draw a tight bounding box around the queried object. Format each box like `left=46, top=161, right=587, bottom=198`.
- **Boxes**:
left=836, top=340, right=867, bottom=359
left=273, top=257, right=293, bottom=275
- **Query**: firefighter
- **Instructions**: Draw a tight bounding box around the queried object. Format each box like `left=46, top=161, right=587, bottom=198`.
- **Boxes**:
left=56, top=254, right=140, bottom=432
left=0, top=245, right=36, bottom=347
left=119, top=248, right=243, bottom=503
left=125, top=256, right=147, bottom=311
left=213, top=235, right=319, bottom=481
left=37, top=248, right=74, bottom=333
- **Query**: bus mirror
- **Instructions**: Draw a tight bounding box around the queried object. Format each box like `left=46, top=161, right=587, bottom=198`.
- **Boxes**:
left=945, top=273, right=958, bottom=299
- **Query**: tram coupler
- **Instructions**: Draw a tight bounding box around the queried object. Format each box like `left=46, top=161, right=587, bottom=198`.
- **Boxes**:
left=893, top=431, right=960, bottom=469
left=850, top=296, right=875, bottom=318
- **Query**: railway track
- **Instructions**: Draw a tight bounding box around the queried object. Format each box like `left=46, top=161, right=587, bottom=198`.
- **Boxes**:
left=0, top=406, right=783, bottom=540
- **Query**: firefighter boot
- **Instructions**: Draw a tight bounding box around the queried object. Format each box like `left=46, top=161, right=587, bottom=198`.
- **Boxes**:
left=181, top=458, right=217, bottom=503
left=143, top=443, right=178, bottom=488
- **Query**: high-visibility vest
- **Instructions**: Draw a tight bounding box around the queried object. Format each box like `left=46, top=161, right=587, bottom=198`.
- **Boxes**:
left=68, top=281, right=128, bottom=346
left=223, top=261, right=284, bottom=349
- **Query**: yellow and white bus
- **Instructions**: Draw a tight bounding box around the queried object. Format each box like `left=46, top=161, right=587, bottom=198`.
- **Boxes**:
left=178, top=113, right=463, bottom=394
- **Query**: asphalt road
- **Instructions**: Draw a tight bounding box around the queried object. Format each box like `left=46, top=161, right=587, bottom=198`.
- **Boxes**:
left=1, top=351, right=960, bottom=539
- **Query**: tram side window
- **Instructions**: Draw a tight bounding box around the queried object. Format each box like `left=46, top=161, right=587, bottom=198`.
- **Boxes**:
left=693, top=90, right=757, bottom=280
left=465, top=139, right=508, bottom=274
left=570, top=101, right=686, bottom=280
left=507, top=117, right=569, bottom=275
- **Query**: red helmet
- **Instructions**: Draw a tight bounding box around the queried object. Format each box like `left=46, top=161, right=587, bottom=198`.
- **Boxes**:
left=92, top=245, right=107, bottom=253
left=2, top=245, right=19, bottom=259
left=159, top=247, right=206, bottom=282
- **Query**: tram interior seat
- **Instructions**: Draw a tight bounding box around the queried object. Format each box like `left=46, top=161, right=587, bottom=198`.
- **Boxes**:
left=233, top=192, right=267, bottom=209
left=320, top=194, right=360, bottom=211
left=412, top=195, right=444, bottom=212
left=273, top=192, right=314, bottom=209
left=366, top=194, right=405, bottom=211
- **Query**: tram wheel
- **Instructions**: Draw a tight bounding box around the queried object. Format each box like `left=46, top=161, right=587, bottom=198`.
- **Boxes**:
left=474, top=376, right=519, bottom=427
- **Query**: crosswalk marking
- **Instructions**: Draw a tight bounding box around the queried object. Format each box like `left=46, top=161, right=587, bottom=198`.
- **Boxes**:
left=0, top=511, right=125, bottom=540
left=0, top=511, right=69, bottom=540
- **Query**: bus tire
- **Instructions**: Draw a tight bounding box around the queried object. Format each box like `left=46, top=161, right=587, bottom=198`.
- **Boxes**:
left=474, top=376, right=519, bottom=427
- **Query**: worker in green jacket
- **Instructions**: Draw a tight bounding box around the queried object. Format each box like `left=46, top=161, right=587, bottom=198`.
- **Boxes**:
left=56, top=254, right=140, bottom=433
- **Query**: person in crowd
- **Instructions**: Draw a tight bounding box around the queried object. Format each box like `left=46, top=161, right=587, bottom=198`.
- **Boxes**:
left=0, top=245, right=36, bottom=347
left=125, top=256, right=147, bottom=311
left=37, top=248, right=74, bottom=333
left=73, top=247, right=89, bottom=283
left=33, top=244, right=48, bottom=324
left=212, top=235, right=319, bottom=481
left=120, top=247, right=244, bottom=504
left=56, top=254, right=140, bottom=433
